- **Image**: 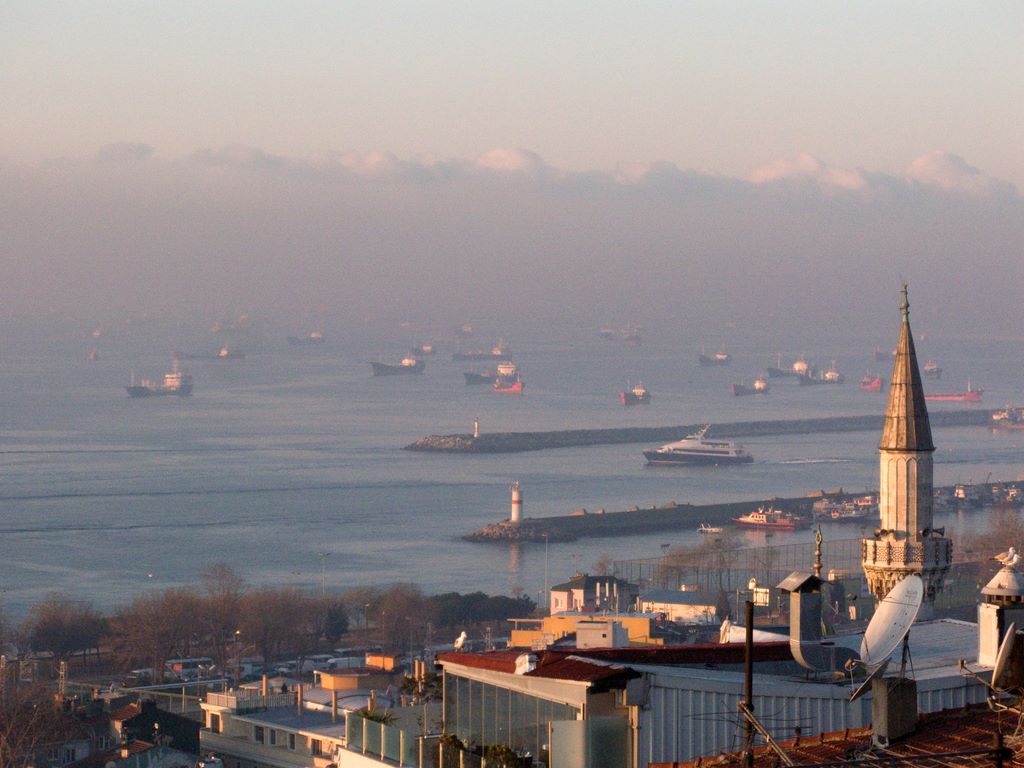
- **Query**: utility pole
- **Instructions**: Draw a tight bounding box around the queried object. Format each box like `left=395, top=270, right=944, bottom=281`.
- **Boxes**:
left=742, top=599, right=754, bottom=768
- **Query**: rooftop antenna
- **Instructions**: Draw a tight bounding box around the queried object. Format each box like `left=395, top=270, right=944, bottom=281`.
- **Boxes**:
left=959, top=622, right=1024, bottom=710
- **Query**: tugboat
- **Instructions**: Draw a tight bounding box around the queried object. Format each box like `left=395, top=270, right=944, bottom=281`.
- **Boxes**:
left=369, top=356, right=425, bottom=376
left=464, top=370, right=496, bottom=385
left=734, top=506, right=809, bottom=530
left=698, top=347, right=731, bottom=366
left=732, top=376, right=769, bottom=396
left=922, top=360, right=942, bottom=379
left=643, top=425, right=753, bottom=465
left=925, top=381, right=983, bottom=402
left=493, top=361, right=524, bottom=394
left=620, top=382, right=651, bottom=405
left=126, top=361, right=193, bottom=397
left=859, top=372, right=884, bottom=392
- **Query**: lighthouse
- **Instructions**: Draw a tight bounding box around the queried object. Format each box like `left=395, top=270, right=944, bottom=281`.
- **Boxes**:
left=510, top=481, right=523, bottom=524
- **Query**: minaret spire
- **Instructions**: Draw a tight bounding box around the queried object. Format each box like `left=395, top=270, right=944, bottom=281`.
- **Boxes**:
left=862, top=284, right=952, bottom=618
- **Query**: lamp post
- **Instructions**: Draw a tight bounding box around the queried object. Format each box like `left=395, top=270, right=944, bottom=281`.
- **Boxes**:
left=318, top=552, right=331, bottom=598
left=543, top=533, right=549, bottom=601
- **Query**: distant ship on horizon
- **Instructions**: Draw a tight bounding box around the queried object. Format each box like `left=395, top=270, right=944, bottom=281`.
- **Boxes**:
left=126, top=362, right=193, bottom=397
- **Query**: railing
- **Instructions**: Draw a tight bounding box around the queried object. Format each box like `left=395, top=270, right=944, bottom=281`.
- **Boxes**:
left=344, top=715, right=506, bottom=768
left=205, top=690, right=297, bottom=712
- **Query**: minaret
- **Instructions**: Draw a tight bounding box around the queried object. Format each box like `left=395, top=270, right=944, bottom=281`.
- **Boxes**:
left=861, top=285, right=952, bottom=619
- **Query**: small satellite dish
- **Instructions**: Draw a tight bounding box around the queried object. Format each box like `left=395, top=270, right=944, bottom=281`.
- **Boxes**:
left=860, top=574, right=924, bottom=668
left=850, top=658, right=890, bottom=702
left=992, top=622, right=1017, bottom=690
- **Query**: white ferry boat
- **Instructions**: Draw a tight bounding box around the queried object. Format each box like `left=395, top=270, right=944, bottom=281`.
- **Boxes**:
left=642, top=425, right=753, bottom=466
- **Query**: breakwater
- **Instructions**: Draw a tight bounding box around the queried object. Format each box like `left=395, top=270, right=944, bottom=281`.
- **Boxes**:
left=464, top=496, right=814, bottom=543
left=407, top=409, right=995, bottom=454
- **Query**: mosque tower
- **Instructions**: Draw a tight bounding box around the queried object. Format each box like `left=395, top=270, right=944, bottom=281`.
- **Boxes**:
left=861, top=285, right=953, bottom=620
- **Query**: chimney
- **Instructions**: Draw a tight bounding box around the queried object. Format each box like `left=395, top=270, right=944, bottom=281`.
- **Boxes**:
left=979, top=565, right=1024, bottom=666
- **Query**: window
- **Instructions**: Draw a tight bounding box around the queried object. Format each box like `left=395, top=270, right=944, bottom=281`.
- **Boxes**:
left=210, top=713, right=221, bottom=733
left=63, top=747, right=77, bottom=765
left=253, top=725, right=265, bottom=743
left=288, top=733, right=296, bottom=750
left=268, top=730, right=277, bottom=746
left=311, top=739, right=322, bottom=756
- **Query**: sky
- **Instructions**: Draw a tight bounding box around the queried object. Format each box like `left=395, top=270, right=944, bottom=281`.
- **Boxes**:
left=1, top=2, right=1022, bottom=338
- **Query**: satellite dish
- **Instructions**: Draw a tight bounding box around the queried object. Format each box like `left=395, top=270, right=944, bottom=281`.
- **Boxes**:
left=850, top=658, right=890, bottom=702
left=860, top=574, right=924, bottom=668
left=992, top=622, right=1017, bottom=691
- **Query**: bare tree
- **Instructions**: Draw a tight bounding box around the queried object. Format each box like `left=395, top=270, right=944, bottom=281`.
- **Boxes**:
left=197, top=563, right=246, bottom=672
left=105, top=587, right=202, bottom=681
left=21, top=592, right=104, bottom=666
left=0, top=683, right=70, bottom=768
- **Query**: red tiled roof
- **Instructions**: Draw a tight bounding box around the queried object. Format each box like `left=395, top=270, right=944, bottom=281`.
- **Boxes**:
left=655, top=705, right=1024, bottom=767
left=438, top=643, right=792, bottom=683
left=108, top=702, right=142, bottom=721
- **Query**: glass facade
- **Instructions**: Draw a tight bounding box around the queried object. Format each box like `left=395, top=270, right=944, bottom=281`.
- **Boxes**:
left=444, top=672, right=579, bottom=760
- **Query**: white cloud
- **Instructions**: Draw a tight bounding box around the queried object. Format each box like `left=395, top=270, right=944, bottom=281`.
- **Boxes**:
left=905, top=151, right=1015, bottom=197
left=474, top=148, right=553, bottom=177
left=747, top=153, right=868, bottom=191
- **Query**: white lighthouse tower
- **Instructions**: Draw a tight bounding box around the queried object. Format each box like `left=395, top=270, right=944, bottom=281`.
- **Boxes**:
left=510, top=481, right=523, bottom=525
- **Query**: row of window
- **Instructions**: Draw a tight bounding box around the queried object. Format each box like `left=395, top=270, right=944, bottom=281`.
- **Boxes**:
left=250, top=725, right=322, bottom=755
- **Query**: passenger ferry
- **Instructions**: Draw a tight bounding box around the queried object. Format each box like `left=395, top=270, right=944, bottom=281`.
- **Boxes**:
left=643, top=425, right=753, bottom=465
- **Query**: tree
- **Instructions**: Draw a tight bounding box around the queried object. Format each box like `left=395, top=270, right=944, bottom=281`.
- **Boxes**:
left=106, top=587, right=202, bottom=681
left=0, top=684, right=70, bottom=768
left=197, top=563, right=246, bottom=672
left=22, top=592, right=104, bottom=664
left=322, top=600, right=349, bottom=642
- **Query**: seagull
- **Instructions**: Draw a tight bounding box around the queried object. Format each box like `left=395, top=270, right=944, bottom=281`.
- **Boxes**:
left=454, top=631, right=468, bottom=651
left=994, top=547, right=1018, bottom=566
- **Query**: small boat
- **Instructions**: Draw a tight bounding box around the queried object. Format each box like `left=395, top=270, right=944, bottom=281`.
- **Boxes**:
left=643, top=425, right=753, bottom=465
left=493, top=361, right=524, bottom=394
left=620, top=382, right=651, bottom=405
left=453, top=340, right=509, bottom=361
left=922, top=360, right=942, bottom=379
left=872, top=347, right=886, bottom=362
left=992, top=407, right=1024, bottom=429
left=698, top=347, right=731, bottom=366
left=464, top=370, right=496, bottom=385
left=799, top=362, right=843, bottom=385
left=217, top=346, right=245, bottom=359
left=734, top=506, right=809, bottom=530
left=732, top=376, right=769, bottom=396
left=370, top=356, right=425, bottom=376
left=287, top=332, right=325, bottom=346
left=411, top=343, right=435, bottom=356
left=812, top=494, right=877, bottom=523
left=126, top=361, right=193, bottom=397
left=697, top=523, right=724, bottom=535
left=926, top=381, right=983, bottom=402
left=859, top=372, right=884, bottom=392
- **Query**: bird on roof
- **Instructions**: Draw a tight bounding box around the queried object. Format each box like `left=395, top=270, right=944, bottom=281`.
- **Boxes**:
left=994, top=547, right=1018, bottom=567
left=454, top=631, right=468, bottom=651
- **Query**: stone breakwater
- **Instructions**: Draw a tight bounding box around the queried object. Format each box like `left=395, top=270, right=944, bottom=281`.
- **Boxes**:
left=407, top=410, right=995, bottom=454
left=464, top=497, right=814, bottom=543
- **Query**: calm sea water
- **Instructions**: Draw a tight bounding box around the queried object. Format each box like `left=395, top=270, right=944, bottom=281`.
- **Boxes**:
left=1, top=318, right=1022, bottom=619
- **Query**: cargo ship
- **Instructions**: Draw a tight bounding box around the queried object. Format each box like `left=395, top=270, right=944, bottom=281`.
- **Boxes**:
left=126, top=362, right=193, bottom=397
left=993, top=407, right=1024, bottom=429
left=643, top=425, right=753, bottom=465
left=926, top=382, right=983, bottom=402
left=766, top=355, right=812, bottom=379
left=798, top=362, right=844, bottom=385
left=287, top=332, right=325, bottom=345
left=620, top=382, right=651, bottom=405
left=698, top=348, right=731, bottom=366
left=369, top=356, right=425, bottom=376
left=464, top=370, right=496, bottom=385
left=453, top=341, right=509, bottom=361
left=493, top=361, right=523, bottom=394
left=734, top=506, right=809, bottom=530
left=923, top=360, right=942, bottom=379
left=732, top=376, right=769, bottom=396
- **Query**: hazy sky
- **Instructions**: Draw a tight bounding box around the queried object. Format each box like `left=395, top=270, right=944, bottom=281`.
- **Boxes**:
left=1, top=2, right=1022, bottom=337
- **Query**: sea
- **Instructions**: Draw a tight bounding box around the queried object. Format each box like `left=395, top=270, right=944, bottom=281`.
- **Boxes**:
left=1, top=318, right=1022, bottom=621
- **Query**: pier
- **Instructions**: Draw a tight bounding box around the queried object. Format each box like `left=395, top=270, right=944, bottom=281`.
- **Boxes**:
left=407, top=409, right=994, bottom=454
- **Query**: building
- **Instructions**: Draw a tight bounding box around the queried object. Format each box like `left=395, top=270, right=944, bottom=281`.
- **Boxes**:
left=548, top=572, right=638, bottom=615
left=637, top=589, right=718, bottom=623
left=861, top=285, right=952, bottom=617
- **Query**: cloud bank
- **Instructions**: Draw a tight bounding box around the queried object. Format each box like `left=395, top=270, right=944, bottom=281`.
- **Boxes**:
left=1, top=146, right=1020, bottom=342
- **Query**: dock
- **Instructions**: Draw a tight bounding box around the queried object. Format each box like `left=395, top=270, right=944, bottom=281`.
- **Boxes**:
left=407, top=409, right=995, bottom=454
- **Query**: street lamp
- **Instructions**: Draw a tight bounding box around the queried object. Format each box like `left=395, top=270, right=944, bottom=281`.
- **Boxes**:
left=318, top=552, right=331, bottom=598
